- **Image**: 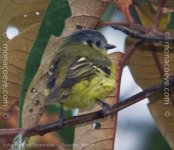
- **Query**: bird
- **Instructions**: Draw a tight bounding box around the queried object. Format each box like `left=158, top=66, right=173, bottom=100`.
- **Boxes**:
left=45, top=29, right=116, bottom=115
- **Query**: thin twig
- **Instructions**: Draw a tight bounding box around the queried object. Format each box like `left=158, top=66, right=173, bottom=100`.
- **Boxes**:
left=150, top=43, right=164, bottom=78
left=98, top=22, right=174, bottom=41
left=0, top=77, right=174, bottom=137
left=150, top=0, right=167, bottom=32
left=111, top=25, right=174, bottom=41
left=97, top=21, right=148, bottom=33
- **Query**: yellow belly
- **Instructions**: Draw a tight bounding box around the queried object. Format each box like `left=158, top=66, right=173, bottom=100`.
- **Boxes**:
left=63, top=65, right=116, bottom=109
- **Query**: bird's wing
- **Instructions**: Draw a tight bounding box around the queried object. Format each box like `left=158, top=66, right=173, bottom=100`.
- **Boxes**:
left=45, top=57, right=99, bottom=104
left=62, top=58, right=96, bottom=86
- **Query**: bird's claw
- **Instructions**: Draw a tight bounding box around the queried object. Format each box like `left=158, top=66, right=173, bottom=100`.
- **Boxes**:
left=97, top=99, right=111, bottom=117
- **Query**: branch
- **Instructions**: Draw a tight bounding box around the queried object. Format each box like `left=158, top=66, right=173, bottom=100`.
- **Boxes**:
left=97, top=1, right=173, bottom=42
left=97, top=22, right=174, bottom=42
left=1, top=76, right=174, bottom=137
left=97, top=21, right=148, bottom=33
left=111, top=25, right=174, bottom=42
left=150, top=0, right=167, bottom=32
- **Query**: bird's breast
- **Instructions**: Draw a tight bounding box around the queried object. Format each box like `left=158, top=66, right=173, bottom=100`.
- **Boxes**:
left=63, top=65, right=116, bottom=109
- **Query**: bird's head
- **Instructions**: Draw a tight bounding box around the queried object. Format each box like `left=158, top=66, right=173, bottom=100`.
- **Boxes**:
left=65, top=29, right=116, bottom=50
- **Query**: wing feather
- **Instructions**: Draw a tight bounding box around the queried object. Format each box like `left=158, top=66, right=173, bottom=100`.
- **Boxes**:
left=45, top=57, right=97, bottom=104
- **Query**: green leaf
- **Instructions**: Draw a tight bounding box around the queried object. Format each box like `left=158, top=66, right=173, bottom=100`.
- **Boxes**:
left=148, top=129, right=171, bottom=150
left=101, top=3, right=116, bottom=21
left=167, top=12, right=174, bottom=29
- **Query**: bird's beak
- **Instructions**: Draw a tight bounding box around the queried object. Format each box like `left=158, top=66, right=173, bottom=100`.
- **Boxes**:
left=105, top=44, right=116, bottom=50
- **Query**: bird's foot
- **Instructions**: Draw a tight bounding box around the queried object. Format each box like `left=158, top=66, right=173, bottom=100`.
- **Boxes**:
left=97, top=99, right=111, bottom=117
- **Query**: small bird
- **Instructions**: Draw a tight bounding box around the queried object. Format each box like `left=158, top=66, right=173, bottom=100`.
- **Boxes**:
left=45, top=29, right=116, bottom=112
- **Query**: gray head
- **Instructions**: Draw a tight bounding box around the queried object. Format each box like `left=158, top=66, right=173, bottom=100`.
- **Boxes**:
left=66, top=29, right=116, bottom=50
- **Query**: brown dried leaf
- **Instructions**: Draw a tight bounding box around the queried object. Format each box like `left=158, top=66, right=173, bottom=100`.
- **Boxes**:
left=127, top=38, right=174, bottom=148
left=0, top=0, right=48, bottom=120
left=0, top=23, right=40, bottom=120
left=73, top=52, right=123, bottom=150
left=0, top=0, right=48, bottom=44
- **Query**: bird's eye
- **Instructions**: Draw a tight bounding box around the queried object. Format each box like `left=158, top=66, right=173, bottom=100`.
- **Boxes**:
left=95, top=41, right=101, bottom=47
left=87, top=40, right=92, bottom=45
